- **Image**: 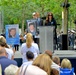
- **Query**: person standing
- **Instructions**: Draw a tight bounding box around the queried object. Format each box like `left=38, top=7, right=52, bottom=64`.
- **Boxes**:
left=45, top=12, right=57, bottom=50
left=21, top=51, right=34, bottom=66
left=4, top=64, right=19, bottom=75
left=35, top=12, right=43, bottom=26
left=0, top=36, right=14, bottom=60
left=21, top=33, right=39, bottom=63
left=68, top=30, right=75, bottom=49
left=0, top=48, right=17, bottom=75
left=32, top=12, right=43, bottom=26
left=16, top=54, right=52, bottom=75
left=60, top=58, right=75, bottom=75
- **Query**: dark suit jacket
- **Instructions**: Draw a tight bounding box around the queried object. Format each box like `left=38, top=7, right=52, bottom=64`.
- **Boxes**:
left=0, top=56, right=17, bottom=75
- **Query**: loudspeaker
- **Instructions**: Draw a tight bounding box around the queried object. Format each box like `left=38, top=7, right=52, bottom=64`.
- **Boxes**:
left=62, top=34, right=68, bottom=50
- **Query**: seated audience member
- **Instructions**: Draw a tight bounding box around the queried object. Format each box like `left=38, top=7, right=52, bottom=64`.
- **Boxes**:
left=16, top=54, right=52, bottom=75
left=45, top=50, right=60, bottom=75
left=60, top=58, right=75, bottom=75
left=4, top=64, right=19, bottom=75
left=22, top=51, right=34, bottom=66
left=0, top=36, right=14, bottom=59
left=0, top=48, right=17, bottom=75
left=21, top=33, right=39, bottom=63
left=52, top=56, right=60, bottom=66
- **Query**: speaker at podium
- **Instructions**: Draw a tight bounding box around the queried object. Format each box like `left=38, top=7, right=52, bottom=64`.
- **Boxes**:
left=39, top=26, right=54, bottom=53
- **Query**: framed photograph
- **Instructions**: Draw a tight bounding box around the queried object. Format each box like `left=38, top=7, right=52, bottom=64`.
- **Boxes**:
left=5, top=24, right=20, bottom=45
left=26, top=20, right=37, bottom=36
left=8, top=28, right=16, bottom=38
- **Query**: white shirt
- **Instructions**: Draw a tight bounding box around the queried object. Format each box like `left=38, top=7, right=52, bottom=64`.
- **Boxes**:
left=19, top=65, right=48, bottom=75
left=51, top=62, right=60, bottom=72
left=5, top=48, right=14, bottom=59
left=22, top=60, right=33, bottom=66
left=21, top=42, right=39, bottom=63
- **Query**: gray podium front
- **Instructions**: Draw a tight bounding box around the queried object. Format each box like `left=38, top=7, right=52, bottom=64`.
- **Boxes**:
left=39, top=26, right=54, bottom=53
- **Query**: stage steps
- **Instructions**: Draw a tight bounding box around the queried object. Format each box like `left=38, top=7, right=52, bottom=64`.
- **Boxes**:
left=53, top=50, right=76, bottom=58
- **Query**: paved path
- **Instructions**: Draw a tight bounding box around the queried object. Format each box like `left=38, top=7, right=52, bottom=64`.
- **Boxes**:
left=14, top=46, right=22, bottom=58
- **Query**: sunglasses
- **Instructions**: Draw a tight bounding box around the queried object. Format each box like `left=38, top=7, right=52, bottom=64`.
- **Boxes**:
left=48, top=15, right=52, bottom=16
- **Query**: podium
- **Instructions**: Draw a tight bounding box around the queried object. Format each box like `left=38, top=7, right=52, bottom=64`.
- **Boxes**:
left=39, top=26, right=54, bottom=53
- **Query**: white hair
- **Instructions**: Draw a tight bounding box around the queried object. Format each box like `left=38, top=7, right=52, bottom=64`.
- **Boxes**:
left=32, top=12, right=36, bottom=15
left=4, top=64, right=19, bottom=75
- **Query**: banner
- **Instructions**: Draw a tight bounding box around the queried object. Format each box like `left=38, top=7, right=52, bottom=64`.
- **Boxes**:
left=5, top=24, right=20, bottom=45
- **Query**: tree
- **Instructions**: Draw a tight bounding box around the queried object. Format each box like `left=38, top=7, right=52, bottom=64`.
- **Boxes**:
left=0, top=0, right=76, bottom=33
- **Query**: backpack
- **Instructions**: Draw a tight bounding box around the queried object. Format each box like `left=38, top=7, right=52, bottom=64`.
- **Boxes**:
left=60, top=68, right=74, bottom=75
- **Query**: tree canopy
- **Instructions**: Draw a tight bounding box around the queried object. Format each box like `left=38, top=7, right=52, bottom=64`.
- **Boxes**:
left=0, top=0, right=76, bottom=32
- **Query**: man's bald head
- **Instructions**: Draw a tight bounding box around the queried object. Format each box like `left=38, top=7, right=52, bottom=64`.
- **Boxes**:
left=0, top=48, right=7, bottom=57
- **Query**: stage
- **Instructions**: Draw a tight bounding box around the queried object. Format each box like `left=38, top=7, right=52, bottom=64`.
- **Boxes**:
left=53, top=50, right=76, bottom=58
left=14, top=50, right=76, bottom=58
left=14, top=50, right=76, bottom=74
left=53, top=50, right=76, bottom=74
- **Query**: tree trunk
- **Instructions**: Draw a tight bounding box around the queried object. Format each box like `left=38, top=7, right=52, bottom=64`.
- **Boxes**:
left=21, top=18, right=25, bottom=35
